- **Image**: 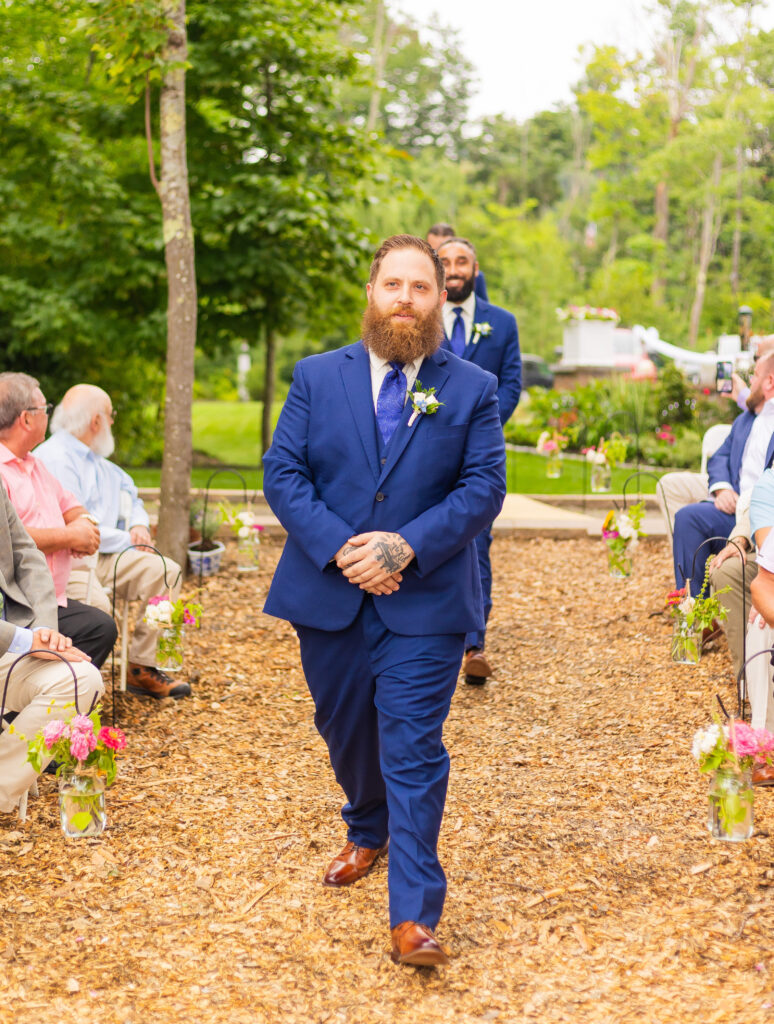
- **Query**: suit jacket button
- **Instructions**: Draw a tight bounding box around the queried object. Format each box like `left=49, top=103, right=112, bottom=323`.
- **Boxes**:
left=375, top=491, right=385, bottom=502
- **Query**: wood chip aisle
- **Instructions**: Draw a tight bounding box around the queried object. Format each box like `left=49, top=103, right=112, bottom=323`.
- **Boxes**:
left=2, top=536, right=774, bottom=1023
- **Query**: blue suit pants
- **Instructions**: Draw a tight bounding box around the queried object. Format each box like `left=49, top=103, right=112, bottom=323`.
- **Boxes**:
left=673, top=501, right=735, bottom=596
left=465, top=525, right=492, bottom=651
left=294, top=597, right=464, bottom=929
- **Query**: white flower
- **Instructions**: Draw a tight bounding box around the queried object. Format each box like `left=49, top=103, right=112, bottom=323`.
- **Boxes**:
left=678, top=595, right=695, bottom=616
left=586, top=449, right=605, bottom=465
left=145, top=599, right=174, bottom=628
left=617, top=516, right=636, bottom=541
left=237, top=511, right=257, bottom=527
left=472, top=321, right=492, bottom=341
left=413, top=392, right=438, bottom=413
left=692, top=723, right=722, bottom=760
left=237, top=526, right=251, bottom=539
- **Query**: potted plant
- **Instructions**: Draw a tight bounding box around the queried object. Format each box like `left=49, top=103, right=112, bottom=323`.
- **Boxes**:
left=536, top=429, right=568, bottom=478
left=187, top=498, right=226, bottom=576
left=27, top=708, right=126, bottom=838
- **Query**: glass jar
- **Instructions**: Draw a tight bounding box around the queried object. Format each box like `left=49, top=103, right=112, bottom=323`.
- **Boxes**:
left=58, top=770, right=106, bottom=838
left=156, top=625, right=184, bottom=673
left=708, top=767, right=753, bottom=842
left=607, top=546, right=632, bottom=578
left=236, top=528, right=261, bottom=572
left=590, top=461, right=612, bottom=493
left=545, top=452, right=562, bottom=478
left=671, top=618, right=702, bottom=664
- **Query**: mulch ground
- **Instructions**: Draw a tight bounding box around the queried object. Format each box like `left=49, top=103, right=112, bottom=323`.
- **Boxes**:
left=3, top=534, right=774, bottom=1024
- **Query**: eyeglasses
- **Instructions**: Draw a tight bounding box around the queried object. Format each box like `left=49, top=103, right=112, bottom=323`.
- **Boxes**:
left=25, top=403, right=53, bottom=416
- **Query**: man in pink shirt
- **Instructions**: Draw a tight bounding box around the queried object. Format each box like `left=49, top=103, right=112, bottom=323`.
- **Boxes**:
left=0, top=373, right=116, bottom=667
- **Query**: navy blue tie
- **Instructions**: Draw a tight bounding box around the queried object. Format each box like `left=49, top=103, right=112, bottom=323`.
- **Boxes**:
left=376, top=361, right=407, bottom=445
left=450, top=306, right=466, bottom=357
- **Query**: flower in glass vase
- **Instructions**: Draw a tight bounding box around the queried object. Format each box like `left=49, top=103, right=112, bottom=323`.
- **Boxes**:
left=219, top=501, right=265, bottom=571
left=585, top=433, right=629, bottom=492
left=145, top=595, right=202, bottom=671
left=666, top=565, right=729, bottom=664
left=27, top=706, right=126, bottom=837
left=536, top=429, right=568, bottom=478
left=693, top=717, right=774, bottom=841
left=602, top=502, right=645, bottom=578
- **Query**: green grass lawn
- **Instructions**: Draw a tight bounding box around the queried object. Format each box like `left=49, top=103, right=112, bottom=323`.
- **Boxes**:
left=131, top=402, right=669, bottom=494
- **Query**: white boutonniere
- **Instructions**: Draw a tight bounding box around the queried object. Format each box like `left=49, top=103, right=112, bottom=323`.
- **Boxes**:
left=407, top=379, right=443, bottom=427
left=471, top=321, right=492, bottom=345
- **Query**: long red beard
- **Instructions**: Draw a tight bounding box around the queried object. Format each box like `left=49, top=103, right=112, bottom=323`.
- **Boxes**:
left=361, top=301, right=444, bottom=364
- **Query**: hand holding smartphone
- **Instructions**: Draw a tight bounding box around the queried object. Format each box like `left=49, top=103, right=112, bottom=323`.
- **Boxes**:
left=716, top=360, right=734, bottom=394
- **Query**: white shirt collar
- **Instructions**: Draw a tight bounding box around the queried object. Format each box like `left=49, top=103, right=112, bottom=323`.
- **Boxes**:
left=367, top=350, right=424, bottom=377
left=444, top=291, right=476, bottom=318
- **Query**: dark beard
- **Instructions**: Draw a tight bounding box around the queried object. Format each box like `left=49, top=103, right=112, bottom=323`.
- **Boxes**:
left=444, top=273, right=475, bottom=303
left=361, top=302, right=444, bottom=364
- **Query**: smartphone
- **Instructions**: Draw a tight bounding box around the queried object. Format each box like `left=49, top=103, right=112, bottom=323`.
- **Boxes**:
left=716, top=360, right=734, bottom=394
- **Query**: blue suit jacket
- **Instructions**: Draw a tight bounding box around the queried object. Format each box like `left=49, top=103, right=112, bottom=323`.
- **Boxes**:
left=474, top=270, right=488, bottom=301
left=442, top=297, right=521, bottom=425
left=707, top=411, right=774, bottom=492
left=262, top=343, right=506, bottom=635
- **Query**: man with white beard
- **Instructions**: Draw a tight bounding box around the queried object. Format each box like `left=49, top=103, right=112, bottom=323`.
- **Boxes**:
left=35, top=385, right=187, bottom=700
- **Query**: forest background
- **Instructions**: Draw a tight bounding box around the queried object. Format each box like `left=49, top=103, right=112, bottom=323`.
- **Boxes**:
left=3, top=0, right=773, bottom=471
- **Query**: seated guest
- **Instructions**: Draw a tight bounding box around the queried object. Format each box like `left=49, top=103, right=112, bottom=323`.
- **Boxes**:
left=0, top=373, right=117, bottom=668
left=35, top=385, right=188, bottom=700
left=668, top=351, right=774, bottom=596
left=707, top=490, right=758, bottom=680
left=0, top=478, right=103, bottom=816
left=744, top=468, right=774, bottom=784
left=729, top=337, right=774, bottom=411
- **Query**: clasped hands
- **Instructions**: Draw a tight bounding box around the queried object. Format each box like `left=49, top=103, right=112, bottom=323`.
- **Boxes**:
left=334, top=531, right=415, bottom=596
left=30, top=628, right=91, bottom=663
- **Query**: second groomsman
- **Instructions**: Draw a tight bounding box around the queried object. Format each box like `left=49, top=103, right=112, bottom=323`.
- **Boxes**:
left=438, top=236, right=521, bottom=685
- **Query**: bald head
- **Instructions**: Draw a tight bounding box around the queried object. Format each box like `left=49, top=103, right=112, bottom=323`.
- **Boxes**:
left=51, top=384, right=115, bottom=456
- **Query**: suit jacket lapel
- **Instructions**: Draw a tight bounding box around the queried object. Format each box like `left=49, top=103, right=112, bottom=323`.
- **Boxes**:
left=377, top=350, right=451, bottom=486
left=340, top=345, right=380, bottom=482
left=463, top=298, right=490, bottom=360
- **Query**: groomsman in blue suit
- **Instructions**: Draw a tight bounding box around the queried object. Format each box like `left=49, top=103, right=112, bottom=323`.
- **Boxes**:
left=673, top=350, right=774, bottom=595
left=262, top=235, right=506, bottom=966
left=427, top=223, right=489, bottom=300
left=437, top=236, right=521, bottom=685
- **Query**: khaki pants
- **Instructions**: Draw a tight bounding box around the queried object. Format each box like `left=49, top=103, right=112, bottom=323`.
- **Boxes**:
left=710, top=556, right=759, bottom=679
left=745, top=619, right=774, bottom=731
left=67, top=549, right=182, bottom=666
left=0, top=653, right=104, bottom=812
left=656, top=471, right=709, bottom=534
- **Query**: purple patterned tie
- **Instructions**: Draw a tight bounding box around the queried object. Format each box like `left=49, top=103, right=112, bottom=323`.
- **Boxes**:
left=450, top=306, right=466, bottom=357
left=376, top=361, right=407, bottom=445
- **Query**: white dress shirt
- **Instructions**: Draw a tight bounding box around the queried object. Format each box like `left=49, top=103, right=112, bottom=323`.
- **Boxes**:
left=442, top=292, right=476, bottom=347
left=368, top=350, right=424, bottom=410
left=732, top=399, right=774, bottom=494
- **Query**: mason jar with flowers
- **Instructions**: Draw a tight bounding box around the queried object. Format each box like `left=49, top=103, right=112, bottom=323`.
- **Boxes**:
left=693, top=718, right=774, bottom=841
left=666, top=564, right=729, bottom=665
left=27, top=707, right=126, bottom=838
left=219, top=501, right=265, bottom=572
left=602, top=502, right=645, bottom=578
left=584, top=433, right=628, bottom=493
left=144, top=595, right=202, bottom=672
left=536, top=429, right=568, bottom=479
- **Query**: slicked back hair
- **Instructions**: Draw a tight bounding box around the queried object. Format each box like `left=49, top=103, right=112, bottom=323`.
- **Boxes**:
left=0, top=372, right=40, bottom=433
left=437, top=236, right=477, bottom=262
left=369, top=234, right=445, bottom=293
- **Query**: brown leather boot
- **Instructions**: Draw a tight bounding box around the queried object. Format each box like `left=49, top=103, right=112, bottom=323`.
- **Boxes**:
left=464, top=648, right=493, bottom=685
left=322, top=840, right=388, bottom=887
left=390, top=921, right=449, bottom=966
left=127, top=663, right=191, bottom=699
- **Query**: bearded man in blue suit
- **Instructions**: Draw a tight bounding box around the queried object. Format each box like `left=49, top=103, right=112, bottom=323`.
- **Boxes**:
left=437, top=237, right=521, bottom=685
left=263, top=235, right=506, bottom=966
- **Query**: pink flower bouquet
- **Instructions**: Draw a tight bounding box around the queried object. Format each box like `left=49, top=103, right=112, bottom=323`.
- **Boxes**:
left=27, top=707, right=126, bottom=786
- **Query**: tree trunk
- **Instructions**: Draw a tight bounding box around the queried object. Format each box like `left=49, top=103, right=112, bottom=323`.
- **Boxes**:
left=366, top=0, right=391, bottom=134
left=155, top=0, right=197, bottom=570
left=261, top=326, right=276, bottom=456
left=688, top=154, right=723, bottom=348
left=730, top=141, right=744, bottom=300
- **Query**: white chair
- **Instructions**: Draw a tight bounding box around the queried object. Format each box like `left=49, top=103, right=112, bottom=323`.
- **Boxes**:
left=700, top=423, right=732, bottom=476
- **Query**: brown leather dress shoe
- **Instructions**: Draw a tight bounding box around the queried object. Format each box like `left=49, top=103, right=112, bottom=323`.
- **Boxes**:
left=322, top=840, right=388, bottom=887
left=390, top=921, right=449, bottom=966
left=127, top=663, right=192, bottom=699
left=464, top=648, right=493, bottom=685
left=752, top=763, right=774, bottom=786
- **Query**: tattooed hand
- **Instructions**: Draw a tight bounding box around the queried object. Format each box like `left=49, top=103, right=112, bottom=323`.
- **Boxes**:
left=335, top=532, right=415, bottom=590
